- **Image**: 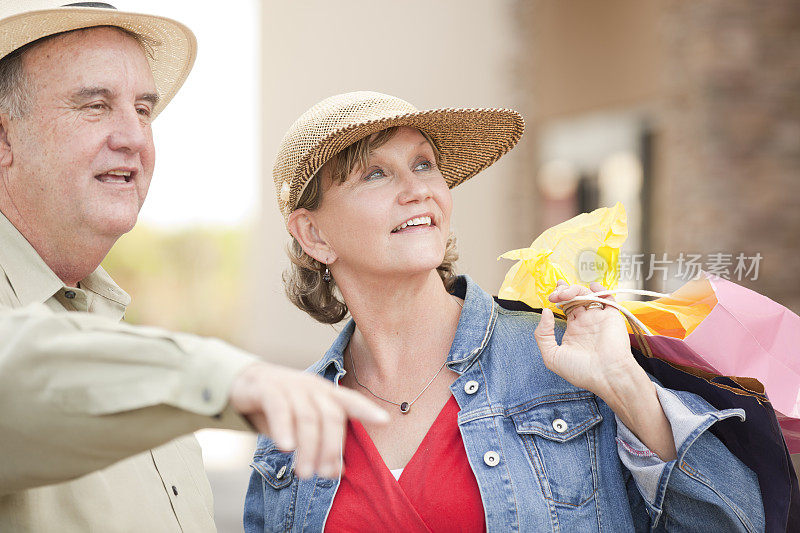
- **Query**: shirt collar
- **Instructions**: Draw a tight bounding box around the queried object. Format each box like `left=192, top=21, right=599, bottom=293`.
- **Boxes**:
left=310, top=275, right=497, bottom=379
left=0, top=210, right=64, bottom=305
left=0, top=210, right=130, bottom=309
left=80, top=265, right=131, bottom=307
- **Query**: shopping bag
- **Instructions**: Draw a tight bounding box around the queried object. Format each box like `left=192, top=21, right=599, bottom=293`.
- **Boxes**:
left=494, top=296, right=799, bottom=533
left=498, top=204, right=800, bottom=450
left=498, top=202, right=627, bottom=312
left=625, top=274, right=800, bottom=453
left=629, top=342, right=800, bottom=533
left=496, top=204, right=800, bottom=531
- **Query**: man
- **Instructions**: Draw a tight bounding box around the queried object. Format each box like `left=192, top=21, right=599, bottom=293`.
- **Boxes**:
left=0, top=2, right=387, bottom=530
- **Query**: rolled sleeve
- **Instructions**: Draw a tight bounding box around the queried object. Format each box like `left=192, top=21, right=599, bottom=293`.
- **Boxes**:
left=616, top=382, right=764, bottom=531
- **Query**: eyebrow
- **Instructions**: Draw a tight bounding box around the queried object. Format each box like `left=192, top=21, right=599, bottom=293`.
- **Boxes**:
left=70, top=86, right=160, bottom=106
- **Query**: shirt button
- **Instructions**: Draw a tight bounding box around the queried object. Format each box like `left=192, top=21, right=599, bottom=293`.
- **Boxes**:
left=64, top=290, right=76, bottom=299
left=552, top=418, right=568, bottom=433
left=202, top=388, right=212, bottom=402
left=483, top=451, right=500, bottom=467
left=276, top=465, right=287, bottom=479
left=464, top=380, right=480, bottom=395
left=172, top=485, right=178, bottom=496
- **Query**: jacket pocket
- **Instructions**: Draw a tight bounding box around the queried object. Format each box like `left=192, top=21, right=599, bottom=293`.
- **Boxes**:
left=250, top=440, right=297, bottom=533
left=511, top=395, right=602, bottom=507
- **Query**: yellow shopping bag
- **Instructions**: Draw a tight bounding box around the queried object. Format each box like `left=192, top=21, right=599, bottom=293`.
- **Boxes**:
left=497, top=202, right=711, bottom=338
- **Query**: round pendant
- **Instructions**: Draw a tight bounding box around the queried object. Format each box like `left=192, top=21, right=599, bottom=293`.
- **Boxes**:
left=399, top=402, right=410, bottom=413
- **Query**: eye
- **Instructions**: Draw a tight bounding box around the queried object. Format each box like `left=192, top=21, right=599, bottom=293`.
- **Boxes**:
left=364, top=168, right=386, bottom=181
left=136, top=106, right=153, bottom=120
left=85, top=102, right=108, bottom=111
left=414, top=159, right=433, bottom=171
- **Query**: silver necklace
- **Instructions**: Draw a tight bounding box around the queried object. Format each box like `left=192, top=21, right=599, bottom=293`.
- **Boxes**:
left=349, top=296, right=464, bottom=414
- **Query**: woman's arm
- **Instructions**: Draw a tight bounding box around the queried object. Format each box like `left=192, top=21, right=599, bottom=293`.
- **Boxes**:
left=534, top=281, right=764, bottom=531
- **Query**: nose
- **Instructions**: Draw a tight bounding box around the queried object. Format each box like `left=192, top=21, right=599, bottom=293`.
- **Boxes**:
left=106, top=107, right=151, bottom=154
left=397, top=168, right=432, bottom=204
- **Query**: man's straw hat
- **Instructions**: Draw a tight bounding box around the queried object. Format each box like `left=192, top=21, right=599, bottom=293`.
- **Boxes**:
left=274, top=91, right=525, bottom=221
left=0, top=1, right=196, bottom=119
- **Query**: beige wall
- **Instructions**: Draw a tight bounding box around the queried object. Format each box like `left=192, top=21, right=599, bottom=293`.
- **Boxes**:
left=516, top=0, right=662, bottom=122
left=246, top=1, right=526, bottom=367
left=512, top=0, right=665, bottom=236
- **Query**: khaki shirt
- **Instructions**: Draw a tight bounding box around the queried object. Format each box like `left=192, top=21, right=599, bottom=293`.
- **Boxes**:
left=0, top=212, right=257, bottom=532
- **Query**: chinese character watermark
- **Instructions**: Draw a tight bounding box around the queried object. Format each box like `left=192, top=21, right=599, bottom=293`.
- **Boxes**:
left=575, top=251, right=763, bottom=282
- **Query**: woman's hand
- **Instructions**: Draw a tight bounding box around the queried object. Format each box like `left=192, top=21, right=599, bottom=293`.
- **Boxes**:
left=534, top=280, right=639, bottom=398
left=534, top=280, right=677, bottom=461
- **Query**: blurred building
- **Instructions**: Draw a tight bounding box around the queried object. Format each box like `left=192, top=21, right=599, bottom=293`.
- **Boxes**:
left=512, top=0, right=800, bottom=309
left=248, top=0, right=799, bottom=369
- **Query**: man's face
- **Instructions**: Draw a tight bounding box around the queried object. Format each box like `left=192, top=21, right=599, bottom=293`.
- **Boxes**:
left=2, top=26, right=157, bottom=241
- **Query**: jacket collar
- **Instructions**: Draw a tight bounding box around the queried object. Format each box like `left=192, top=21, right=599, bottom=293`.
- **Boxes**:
left=309, top=274, right=497, bottom=380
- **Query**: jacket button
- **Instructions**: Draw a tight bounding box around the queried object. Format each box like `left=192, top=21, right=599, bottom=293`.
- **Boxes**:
left=552, top=418, right=568, bottom=433
left=483, top=451, right=500, bottom=467
left=64, top=290, right=76, bottom=299
left=464, top=380, right=480, bottom=395
left=276, top=465, right=287, bottom=480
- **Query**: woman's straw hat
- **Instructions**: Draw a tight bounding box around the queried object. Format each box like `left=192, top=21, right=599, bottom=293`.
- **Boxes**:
left=0, top=1, right=196, bottom=119
left=274, top=91, right=525, bottom=221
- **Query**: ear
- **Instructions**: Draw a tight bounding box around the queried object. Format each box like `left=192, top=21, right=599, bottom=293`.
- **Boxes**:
left=287, top=208, right=337, bottom=265
left=0, top=114, right=12, bottom=168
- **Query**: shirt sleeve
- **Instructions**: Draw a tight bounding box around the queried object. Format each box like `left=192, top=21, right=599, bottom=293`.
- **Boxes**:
left=0, top=303, right=259, bottom=494
left=616, top=381, right=765, bottom=532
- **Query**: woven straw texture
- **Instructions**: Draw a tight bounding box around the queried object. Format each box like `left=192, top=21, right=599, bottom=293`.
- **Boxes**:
left=0, top=1, right=196, bottom=119
left=274, top=91, right=525, bottom=220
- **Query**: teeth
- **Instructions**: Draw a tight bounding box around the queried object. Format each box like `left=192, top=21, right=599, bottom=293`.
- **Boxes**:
left=107, top=170, right=132, bottom=177
left=97, top=175, right=127, bottom=183
left=392, top=216, right=432, bottom=232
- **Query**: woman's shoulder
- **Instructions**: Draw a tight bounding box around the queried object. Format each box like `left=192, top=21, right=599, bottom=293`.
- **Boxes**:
left=492, top=299, right=567, bottom=340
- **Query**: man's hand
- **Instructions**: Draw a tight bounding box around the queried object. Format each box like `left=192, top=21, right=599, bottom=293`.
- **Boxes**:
left=229, top=362, right=389, bottom=479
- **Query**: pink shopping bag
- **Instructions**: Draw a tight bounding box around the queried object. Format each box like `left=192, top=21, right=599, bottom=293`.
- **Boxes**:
left=628, top=273, right=800, bottom=452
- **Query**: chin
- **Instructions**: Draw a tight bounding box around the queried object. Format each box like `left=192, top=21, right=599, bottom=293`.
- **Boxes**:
left=93, top=211, right=139, bottom=238
left=395, top=255, right=447, bottom=276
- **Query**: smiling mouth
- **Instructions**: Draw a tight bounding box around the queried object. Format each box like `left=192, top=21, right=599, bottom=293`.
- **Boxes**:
left=391, top=216, right=433, bottom=233
left=95, top=170, right=133, bottom=184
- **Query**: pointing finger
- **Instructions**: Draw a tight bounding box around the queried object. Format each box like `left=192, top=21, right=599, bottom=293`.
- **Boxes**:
left=262, top=390, right=296, bottom=452
left=334, top=387, right=390, bottom=425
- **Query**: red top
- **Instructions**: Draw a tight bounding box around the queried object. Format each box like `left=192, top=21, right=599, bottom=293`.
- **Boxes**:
left=325, top=395, right=486, bottom=532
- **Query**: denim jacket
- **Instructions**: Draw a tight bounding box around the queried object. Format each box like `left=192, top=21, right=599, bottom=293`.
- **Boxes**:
left=245, top=275, right=764, bottom=532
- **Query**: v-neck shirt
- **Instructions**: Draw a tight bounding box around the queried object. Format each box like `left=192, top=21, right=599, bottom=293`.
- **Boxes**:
left=325, top=395, right=486, bottom=532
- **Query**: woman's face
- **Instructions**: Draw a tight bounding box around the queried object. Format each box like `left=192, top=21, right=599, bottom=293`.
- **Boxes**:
left=312, top=126, right=452, bottom=281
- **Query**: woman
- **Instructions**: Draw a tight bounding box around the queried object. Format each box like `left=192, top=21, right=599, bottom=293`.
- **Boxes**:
left=244, top=91, right=763, bottom=532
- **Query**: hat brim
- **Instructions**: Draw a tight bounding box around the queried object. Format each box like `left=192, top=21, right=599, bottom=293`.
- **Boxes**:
left=0, top=6, right=196, bottom=119
left=289, top=107, right=525, bottom=212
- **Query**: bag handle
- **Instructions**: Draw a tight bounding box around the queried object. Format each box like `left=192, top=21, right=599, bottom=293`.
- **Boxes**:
left=555, top=289, right=691, bottom=358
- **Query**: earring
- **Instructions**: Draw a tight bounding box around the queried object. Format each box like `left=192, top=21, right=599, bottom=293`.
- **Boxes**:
left=322, top=265, right=331, bottom=282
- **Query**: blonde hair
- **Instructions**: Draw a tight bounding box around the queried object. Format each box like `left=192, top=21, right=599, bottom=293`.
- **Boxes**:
left=284, top=126, right=459, bottom=324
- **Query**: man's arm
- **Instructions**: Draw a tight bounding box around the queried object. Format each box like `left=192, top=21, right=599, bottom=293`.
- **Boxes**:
left=0, top=304, right=387, bottom=494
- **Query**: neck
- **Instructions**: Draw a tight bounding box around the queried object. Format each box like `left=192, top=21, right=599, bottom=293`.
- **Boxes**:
left=0, top=203, right=114, bottom=287
left=336, top=269, right=462, bottom=381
